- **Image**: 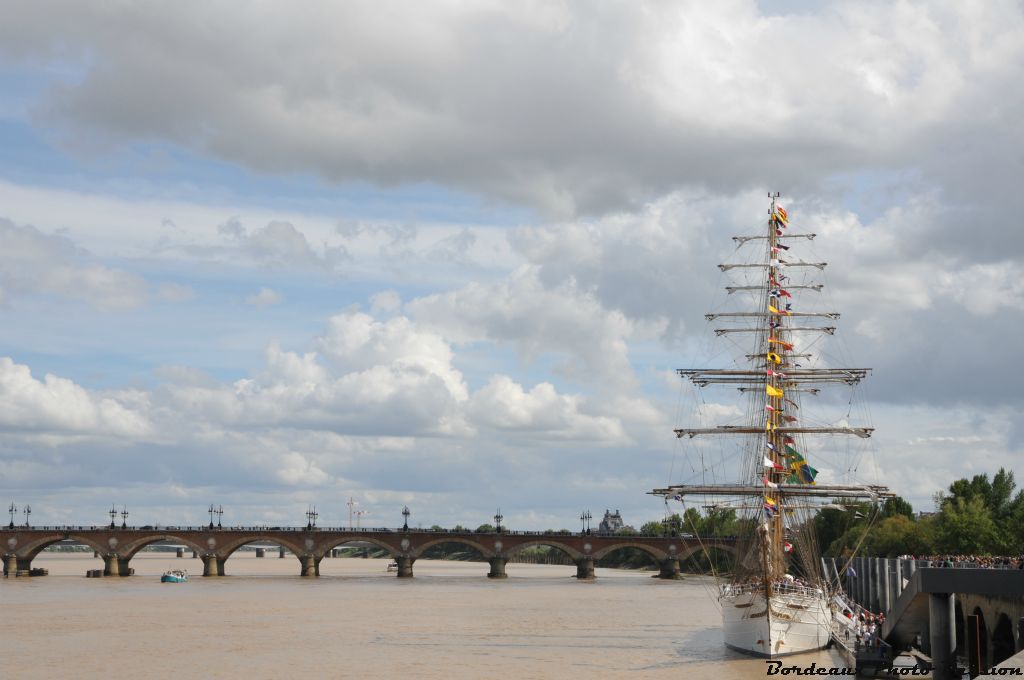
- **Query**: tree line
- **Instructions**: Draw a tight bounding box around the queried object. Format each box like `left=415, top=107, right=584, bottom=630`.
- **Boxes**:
left=814, top=468, right=1024, bottom=557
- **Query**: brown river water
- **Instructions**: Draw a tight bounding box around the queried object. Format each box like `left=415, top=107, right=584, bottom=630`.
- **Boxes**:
left=2, top=553, right=846, bottom=679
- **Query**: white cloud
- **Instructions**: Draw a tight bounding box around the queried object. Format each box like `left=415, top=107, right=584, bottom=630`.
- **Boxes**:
left=246, top=287, right=284, bottom=307
left=370, top=290, right=402, bottom=313
left=6, top=3, right=1024, bottom=215
left=0, top=217, right=148, bottom=309
left=0, top=357, right=151, bottom=438
left=467, top=375, right=626, bottom=443
left=407, top=265, right=642, bottom=389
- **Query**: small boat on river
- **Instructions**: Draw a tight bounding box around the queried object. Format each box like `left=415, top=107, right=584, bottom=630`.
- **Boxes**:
left=161, top=569, right=188, bottom=583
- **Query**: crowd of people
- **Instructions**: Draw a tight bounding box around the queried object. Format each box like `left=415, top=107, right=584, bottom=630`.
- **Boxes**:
left=837, top=606, right=889, bottom=652
left=896, top=554, right=1024, bottom=569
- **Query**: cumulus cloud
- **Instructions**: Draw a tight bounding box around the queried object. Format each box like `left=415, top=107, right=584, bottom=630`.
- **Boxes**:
left=218, top=218, right=348, bottom=270
left=0, top=357, right=151, bottom=437
left=4, top=2, right=1022, bottom=217
left=467, top=375, right=626, bottom=443
left=407, top=265, right=643, bottom=388
left=246, top=287, right=284, bottom=307
left=0, top=217, right=148, bottom=309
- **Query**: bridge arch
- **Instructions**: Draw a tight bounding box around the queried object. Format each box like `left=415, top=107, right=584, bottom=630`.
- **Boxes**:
left=992, top=613, right=1015, bottom=667
left=316, top=536, right=402, bottom=559
left=216, top=535, right=307, bottom=560
left=591, top=541, right=668, bottom=562
left=19, top=533, right=108, bottom=560
left=504, top=540, right=583, bottom=561
left=411, top=536, right=494, bottom=560
left=118, top=534, right=207, bottom=560
left=676, top=542, right=737, bottom=574
left=676, top=541, right=737, bottom=563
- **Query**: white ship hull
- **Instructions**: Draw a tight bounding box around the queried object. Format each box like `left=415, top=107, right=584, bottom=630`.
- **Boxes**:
left=721, top=585, right=831, bottom=658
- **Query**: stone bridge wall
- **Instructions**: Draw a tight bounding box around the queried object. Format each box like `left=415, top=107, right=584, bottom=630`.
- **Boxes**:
left=1, top=527, right=737, bottom=579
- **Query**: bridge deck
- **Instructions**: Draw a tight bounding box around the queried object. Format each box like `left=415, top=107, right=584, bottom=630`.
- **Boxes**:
left=883, top=568, right=1024, bottom=647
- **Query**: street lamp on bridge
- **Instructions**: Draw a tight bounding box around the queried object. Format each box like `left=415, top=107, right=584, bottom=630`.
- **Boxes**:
left=208, top=504, right=216, bottom=530
left=306, top=505, right=318, bottom=530
left=120, top=506, right=128, bottom=529
left=216, top=505, right=224, bottom=529
left=494, top=508, right=503, bottom=534
left=23, top=504, right=31, bottom=528
left=580, top=510, right=592, bottom=535
left=355, top=509, right=366, bottom=529
left=109, top=504, right=117, bottom=529
left=401, top=505, right=410, bottom=531
left=8, top=502, right=16, bottom=529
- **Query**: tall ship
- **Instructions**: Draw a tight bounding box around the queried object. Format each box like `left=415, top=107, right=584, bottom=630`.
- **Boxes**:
left=652, top=194, right=892, bottom=658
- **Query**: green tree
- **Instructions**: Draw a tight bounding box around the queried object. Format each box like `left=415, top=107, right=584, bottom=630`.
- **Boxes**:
left=935, top=496, right=1000, bottom=554
left=475, top=523, right=495, bottom=533
left=865, top=515, right=932, bottom=557
left=881, top=496, right=914, bottom=519
left=639, top=521, right=665, bottom=536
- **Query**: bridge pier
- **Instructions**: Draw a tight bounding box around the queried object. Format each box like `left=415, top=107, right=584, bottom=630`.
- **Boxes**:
left=202, top=554, right=222, bottom=577
left=575, top=557, right=595, bottom=580
left=300, top=555, right=317, bottom=577
left=3, top=553, right=17, bottom=576
left=396, top=556, right=414, bottom=578
left=103, top=554, right=120, bottom=577
left=487, top=556, right=508, bottom=579
left=929, top=592, right=956, bottom=680
left=658, top=557, right=682, bottom=580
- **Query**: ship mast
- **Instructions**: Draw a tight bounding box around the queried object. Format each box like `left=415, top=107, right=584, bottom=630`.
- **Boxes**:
left=653, top=193, right=891, bottom=589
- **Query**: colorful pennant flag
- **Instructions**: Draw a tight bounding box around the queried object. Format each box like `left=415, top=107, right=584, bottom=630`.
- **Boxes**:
left=767, top=352, right=782, bottom=364
left=791, top=460, right=818, bottom=484
left=763, top=476, right=779, bottom=489
left=766, top=385, right=784, bottom=398
left=784, top=542, right=793, bottom=553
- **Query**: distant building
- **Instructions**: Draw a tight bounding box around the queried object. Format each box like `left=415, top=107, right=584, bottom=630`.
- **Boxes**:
left=597, top=509, right=634, bottom=535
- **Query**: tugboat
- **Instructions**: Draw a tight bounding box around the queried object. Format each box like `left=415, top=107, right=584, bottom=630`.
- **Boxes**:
left=161, top=568, right=188, bottom=583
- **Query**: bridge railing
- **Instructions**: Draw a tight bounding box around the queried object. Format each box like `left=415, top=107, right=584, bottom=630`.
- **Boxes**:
left=4, top=525, right=738, bottom=540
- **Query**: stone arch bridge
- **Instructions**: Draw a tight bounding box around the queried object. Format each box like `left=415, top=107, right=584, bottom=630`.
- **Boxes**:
left=1, top=526, right=739, bottom=580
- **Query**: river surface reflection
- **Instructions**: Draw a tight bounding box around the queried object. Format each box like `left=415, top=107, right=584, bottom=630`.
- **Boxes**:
left=4, top=553, right=846, bottom=679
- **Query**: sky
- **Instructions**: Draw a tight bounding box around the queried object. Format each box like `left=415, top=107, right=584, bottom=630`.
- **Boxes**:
left=1, top=0, right=1022, bottom=530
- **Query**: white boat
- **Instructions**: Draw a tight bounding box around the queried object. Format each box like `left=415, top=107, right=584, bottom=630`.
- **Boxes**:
left=161, top=569, right=188, bottom=583
left=652, top=195, right=892, bottom=658
left=721, top=581, right=831, bottom=657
